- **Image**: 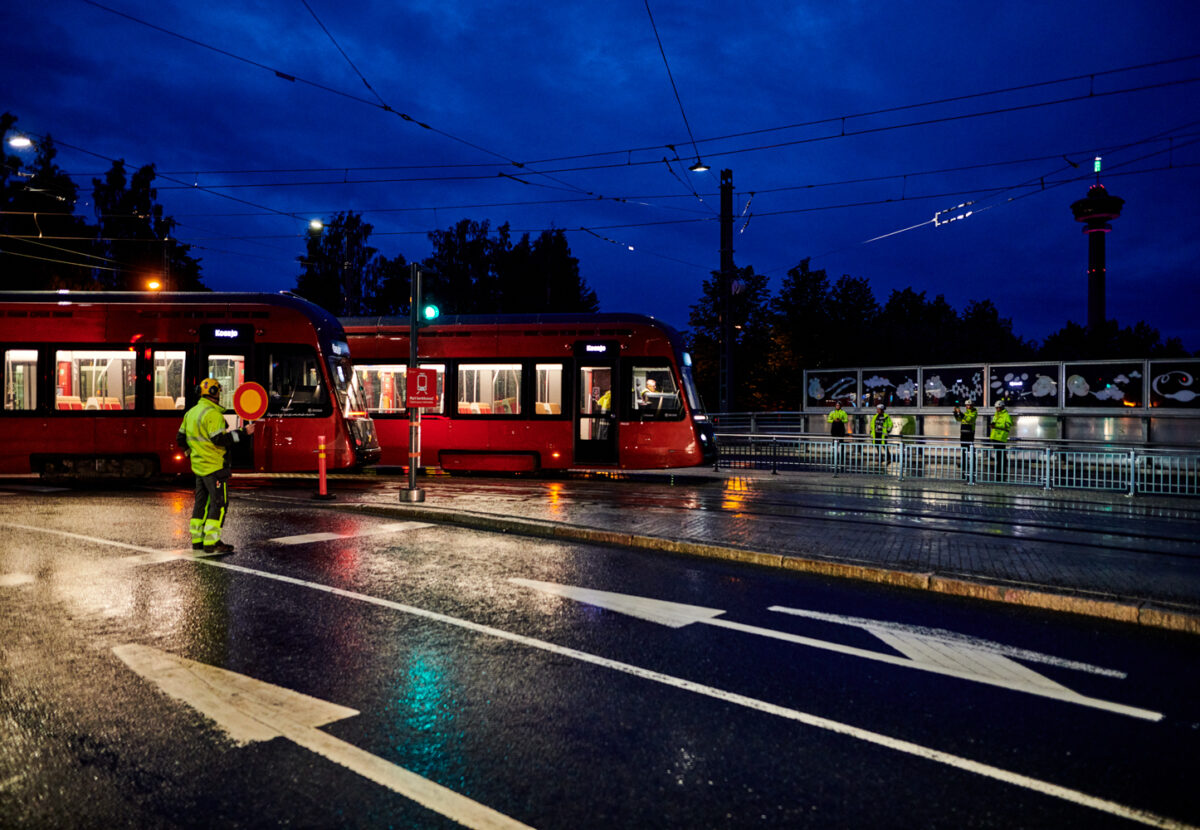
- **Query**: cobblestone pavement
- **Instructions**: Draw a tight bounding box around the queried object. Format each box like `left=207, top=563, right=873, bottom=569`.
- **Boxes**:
left=263, top=467, right=1200, bottom=633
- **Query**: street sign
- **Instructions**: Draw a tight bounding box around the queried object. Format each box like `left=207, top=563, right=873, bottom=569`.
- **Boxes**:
left=232, top=381, right=269, bottom=420
left=406, top=368, right=439, bottom=408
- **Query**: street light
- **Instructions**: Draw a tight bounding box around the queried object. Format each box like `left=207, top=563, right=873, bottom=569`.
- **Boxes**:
left=8, top=136, right=33, bottom=149
left=688, top=159, right=710, bottom=172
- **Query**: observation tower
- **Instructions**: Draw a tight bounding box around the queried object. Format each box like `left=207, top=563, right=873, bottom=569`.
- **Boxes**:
left=1070, top=158, right=1124, bottom=331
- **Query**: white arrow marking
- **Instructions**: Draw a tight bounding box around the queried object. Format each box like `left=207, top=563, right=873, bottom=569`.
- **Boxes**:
left=509, top=579, right=1159, bottom=721
left=770, top=606, right=1125, bottom=678
left=271, top=521, right=432, bottom=546
left=113, top=644, right=533, bottom=830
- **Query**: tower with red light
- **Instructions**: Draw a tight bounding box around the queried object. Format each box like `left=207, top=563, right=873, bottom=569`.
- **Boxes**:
left=1070, top=157, right=1124, bottom=331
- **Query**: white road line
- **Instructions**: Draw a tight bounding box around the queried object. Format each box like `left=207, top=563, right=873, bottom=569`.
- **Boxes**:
left=114, top=644, right=533, bottom=830
left=271, top=521, right=432, bottom=546
left=3, top=522, right=1194, bottom=829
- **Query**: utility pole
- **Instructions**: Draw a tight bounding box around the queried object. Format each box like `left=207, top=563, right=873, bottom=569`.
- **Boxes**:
left=401, top=263, right=425, bottom=502
left=718, top=169, right=735, bottom=413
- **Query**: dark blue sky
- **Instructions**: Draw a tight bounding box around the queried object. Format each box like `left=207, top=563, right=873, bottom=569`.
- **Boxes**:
left=4, top=1, right=1199, bottom=348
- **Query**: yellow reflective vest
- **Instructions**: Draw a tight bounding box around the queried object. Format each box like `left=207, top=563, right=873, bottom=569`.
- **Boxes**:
left=989, top=409, right=1014, bottom=442
left=180, top=397, right=237, bottom=476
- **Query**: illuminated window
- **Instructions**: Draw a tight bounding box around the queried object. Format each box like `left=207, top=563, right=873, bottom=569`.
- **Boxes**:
left=535, top=364, right=563, bottom=416
left=153, top=350, right=186, bottom=410
left=4, top=349, right=38, bottom=411
left=354, top=363, right=445, bottom=415
left=631, top=364, right=682, bottom=419
left=54, top=349, right=136, bottom=411
left=458, top=363, right=521, bottom=415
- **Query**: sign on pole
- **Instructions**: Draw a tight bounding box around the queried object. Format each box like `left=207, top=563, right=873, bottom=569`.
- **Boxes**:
left=232, top=381, right=269, bottom=420
left=406, top=368, right=439, bottom=409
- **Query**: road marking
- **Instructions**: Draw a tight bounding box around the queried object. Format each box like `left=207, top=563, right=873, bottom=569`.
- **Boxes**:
left=3, top=523, right=1192, bottom=828
left=510, top=579, right=1159, bottom=721
left=271, top=521, right=432, bottom=546
left=113, top=644, right=533, bottom=830
left=769, top=606, right=1126, bottom=678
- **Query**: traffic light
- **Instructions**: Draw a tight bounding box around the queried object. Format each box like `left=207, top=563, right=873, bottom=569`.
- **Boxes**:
left=422, top=302, right=440, bottom=322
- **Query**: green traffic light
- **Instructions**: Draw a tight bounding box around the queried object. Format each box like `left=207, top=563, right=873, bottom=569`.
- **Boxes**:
left=422, top=304, right=440, bottom=321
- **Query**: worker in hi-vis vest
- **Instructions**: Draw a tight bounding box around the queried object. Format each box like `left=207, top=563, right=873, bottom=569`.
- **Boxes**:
left=177, top=378, right=255, bottom=554
left=988, top=400, right=1014, bottom=482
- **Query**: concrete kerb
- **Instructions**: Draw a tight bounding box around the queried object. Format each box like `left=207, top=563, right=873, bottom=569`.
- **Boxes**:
left=327, top=500, right=1200, bottom=637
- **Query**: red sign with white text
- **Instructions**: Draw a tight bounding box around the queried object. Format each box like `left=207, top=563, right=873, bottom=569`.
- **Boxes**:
left=405, top=368, right=439, bottom=408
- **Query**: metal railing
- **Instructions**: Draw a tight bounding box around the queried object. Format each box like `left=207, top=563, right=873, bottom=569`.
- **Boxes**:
left=714, top=433, right=1200, bottom=497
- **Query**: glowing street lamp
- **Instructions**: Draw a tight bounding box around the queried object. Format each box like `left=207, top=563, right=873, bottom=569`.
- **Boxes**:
left=8, top=136, right=33, bottom=149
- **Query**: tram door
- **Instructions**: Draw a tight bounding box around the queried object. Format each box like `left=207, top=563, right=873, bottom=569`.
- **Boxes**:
left=576, top=361, right=618, bottom=465
left=200, top=328, right=252, bottom=469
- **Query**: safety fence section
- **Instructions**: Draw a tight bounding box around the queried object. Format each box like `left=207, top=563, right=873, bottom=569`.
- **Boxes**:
left=714, top=434, right=1200, bottom=497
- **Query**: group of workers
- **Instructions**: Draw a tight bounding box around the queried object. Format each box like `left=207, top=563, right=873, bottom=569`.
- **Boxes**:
left=825, top=398, right=1015, bottom=479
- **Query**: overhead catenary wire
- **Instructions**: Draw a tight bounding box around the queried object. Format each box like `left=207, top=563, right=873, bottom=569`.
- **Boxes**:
left=78, top=0, right=1200, bottom=177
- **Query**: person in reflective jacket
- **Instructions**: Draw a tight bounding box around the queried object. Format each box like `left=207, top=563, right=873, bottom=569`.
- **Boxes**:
left=988, top=401, right=1014, bottom=482
left=869, top=404, right=893, bottom=468
left=177, top=378, right=255, bottom=554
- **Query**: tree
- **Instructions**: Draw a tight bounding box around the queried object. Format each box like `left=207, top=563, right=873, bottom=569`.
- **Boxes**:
left=1, top=115, right=99, bottom=290
left=876, top=288, right=962, bottom=365
left=1039, top=319, right=1191, bottom=360
left=295, top=212, right=379, bottom=316
left=959, top=299, right=1033, bottom=362
left=826, top=275, right=881, bottom=367
left=423, top=221, right=599, bottom=315
left=687, top=265, right=779, bottom=410
left=92, top=160, right=204, bottom=291
left=422, top=219, right=498, bottom=314
left=772, top=258, right=833, bottom=379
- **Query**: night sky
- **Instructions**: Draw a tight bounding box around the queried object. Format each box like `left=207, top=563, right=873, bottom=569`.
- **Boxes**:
left=4, top=1, right=1199, bottom=349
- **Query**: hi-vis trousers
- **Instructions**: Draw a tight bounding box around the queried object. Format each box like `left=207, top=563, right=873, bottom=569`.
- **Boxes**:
left=190, top=472, right=228, bottom=546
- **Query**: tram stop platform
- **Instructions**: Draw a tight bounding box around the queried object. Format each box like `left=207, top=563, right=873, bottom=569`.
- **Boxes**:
left=303, top=467, right=1200, bottom=636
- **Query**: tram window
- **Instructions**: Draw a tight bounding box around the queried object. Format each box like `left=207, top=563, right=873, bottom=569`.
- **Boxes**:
left=54, top=349, right=136, bottom=411
left=207, top=354, right=245, bottom=411
left=153, top=351, right=186, bottom=410
left=4, top=349, right=39, bottom=411
left=458, top=363, right=522, bottom=415
left=535, top=363, right=563, bottom=416
left=632, top=365, right=682, bottom=418
left=263, top=347, right=325, bottom=415
left=355, top=363, right=446, bottom=415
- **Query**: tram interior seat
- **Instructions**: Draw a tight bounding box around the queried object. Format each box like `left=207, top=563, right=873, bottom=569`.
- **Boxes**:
left=154, top=396, right=178, bottom=410
left=85, top=396, right=122, bottom=410
left=57, top=396, right=83, bottom=410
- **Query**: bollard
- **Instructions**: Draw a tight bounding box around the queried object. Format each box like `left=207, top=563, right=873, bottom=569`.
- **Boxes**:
left=313, top=434, right=336, bottom=500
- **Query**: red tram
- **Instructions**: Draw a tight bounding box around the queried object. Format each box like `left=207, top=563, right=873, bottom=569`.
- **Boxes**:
left=0, top=291, right=380, bottom=477
left=340, top=313, right=717, bottom=472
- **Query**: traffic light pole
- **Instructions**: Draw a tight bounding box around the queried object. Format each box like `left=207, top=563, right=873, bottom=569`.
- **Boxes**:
left=401, top=263, right=425, bottom=502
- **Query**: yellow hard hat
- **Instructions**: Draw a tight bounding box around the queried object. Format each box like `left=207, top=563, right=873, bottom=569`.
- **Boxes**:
left=199, top=378, right=222, bottom=400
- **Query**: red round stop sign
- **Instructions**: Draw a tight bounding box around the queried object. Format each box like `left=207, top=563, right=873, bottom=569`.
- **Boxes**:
left=233, top=381, right=269, bottom=420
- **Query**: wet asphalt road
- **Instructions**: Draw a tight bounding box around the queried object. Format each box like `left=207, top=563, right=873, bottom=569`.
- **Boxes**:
left=1, top=478, right=1199, bottom=829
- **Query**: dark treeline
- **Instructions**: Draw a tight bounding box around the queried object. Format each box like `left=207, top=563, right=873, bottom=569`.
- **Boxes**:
left=687, top=258, right=1192, bottom=411
left=4, top=114, right=1190, bottom=415
left=293, top=214, right=599, bottom=317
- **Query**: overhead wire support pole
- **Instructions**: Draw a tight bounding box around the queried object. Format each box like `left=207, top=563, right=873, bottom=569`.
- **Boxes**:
left=719, top=169, right=735, bottom=413
left=402, top=263, right=425, bottom=503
